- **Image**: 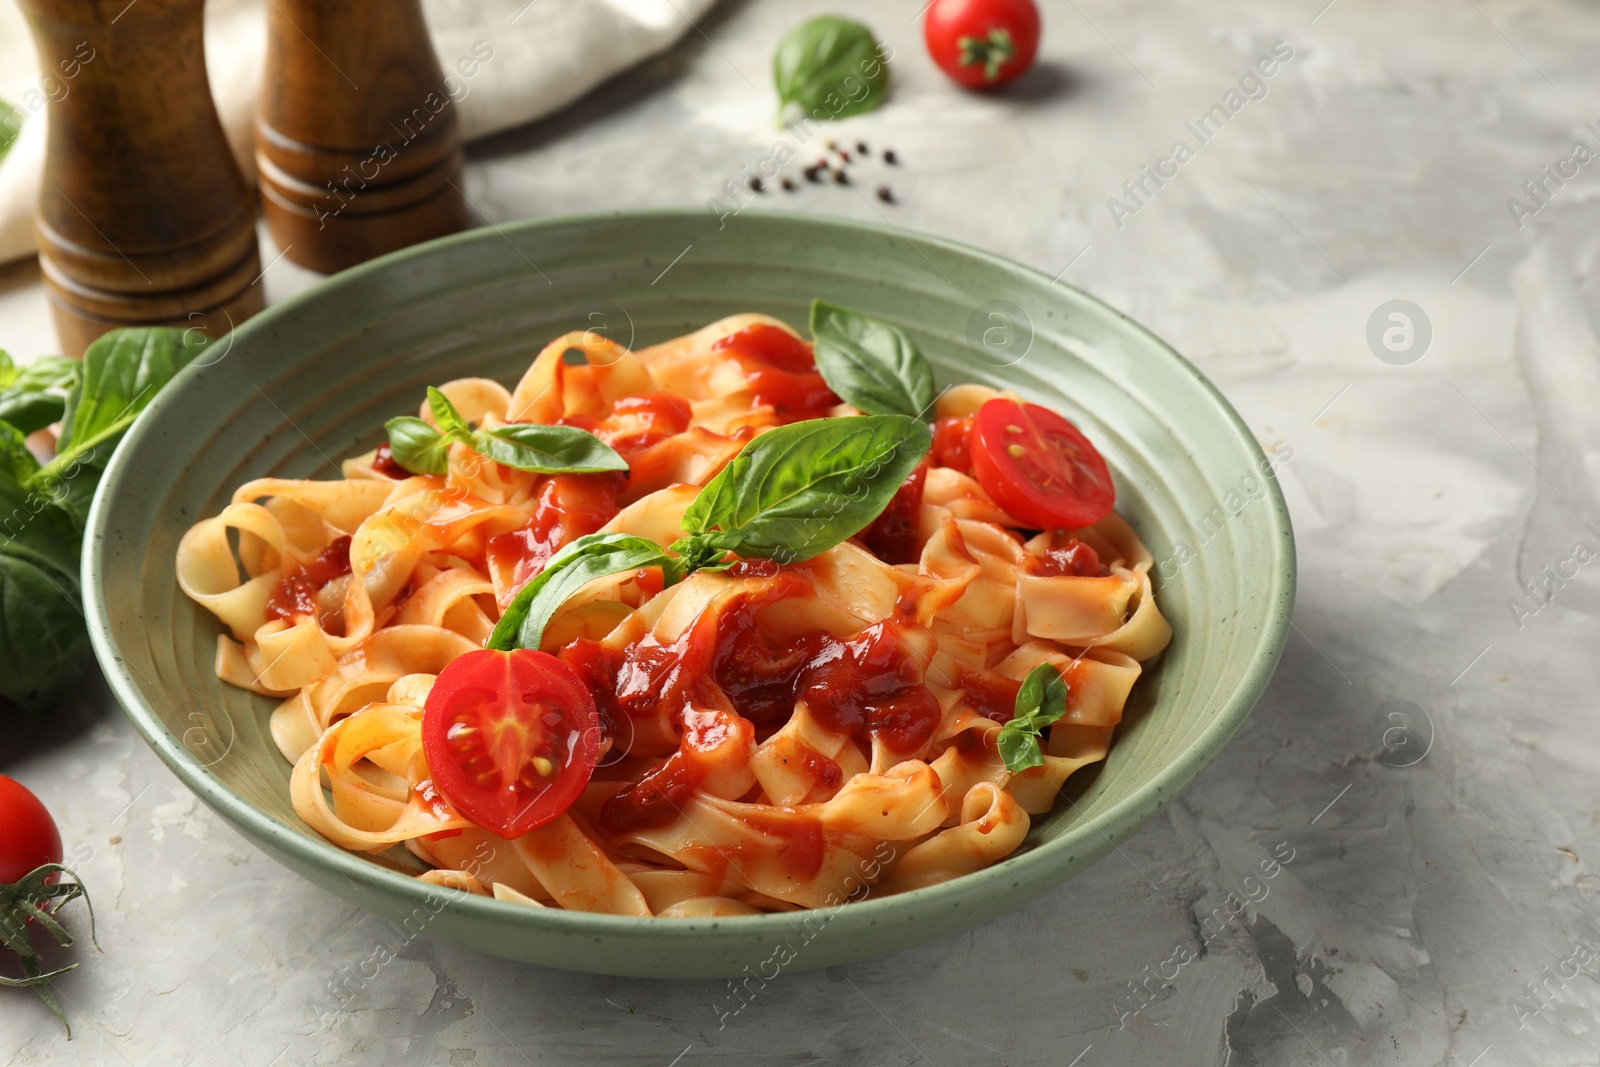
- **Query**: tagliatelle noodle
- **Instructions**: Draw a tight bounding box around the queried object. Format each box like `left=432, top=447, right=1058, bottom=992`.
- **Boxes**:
left=178, top=314, right=1171, bottom=916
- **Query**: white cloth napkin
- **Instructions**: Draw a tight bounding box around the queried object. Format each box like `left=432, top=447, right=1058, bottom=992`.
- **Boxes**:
left=0, top=0, right=717, bottom=265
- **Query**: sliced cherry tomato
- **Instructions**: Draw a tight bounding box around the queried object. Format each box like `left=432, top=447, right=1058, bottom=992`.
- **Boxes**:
left=0, top=776, right=63, bottom=884
left=969, top=397, right=1114, bottom=529
left=420, top=649, right=601, bottom=838
left=924, top=0, right=1041, bottom=90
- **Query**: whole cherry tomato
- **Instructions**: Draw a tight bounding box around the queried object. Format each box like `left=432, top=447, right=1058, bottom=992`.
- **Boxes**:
left=924, top=0, right=1041, bottom=89
left=0, top=775, right=62, bottom=884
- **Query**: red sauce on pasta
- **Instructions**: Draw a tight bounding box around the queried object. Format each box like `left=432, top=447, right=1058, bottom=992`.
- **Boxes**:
left=861, top=460, right=928, bottom=565
left=740, top=809, right=827, bottom=880
left=597, top=750, right=703, bottom=835
left=931, top=414, right=974, bottom=472
left=486, top=474, right=620, bottom=595
left=712, top=324, right=839, bottom=422
left=265, top=536, right=352, bottom=622
left=1021, top=541, right=1108, bottom=578
left=564, top=393, right=693, bottom=457
left=370, top=443, right=409, bottom=478
left=956, top=666, right=1022, bottom=724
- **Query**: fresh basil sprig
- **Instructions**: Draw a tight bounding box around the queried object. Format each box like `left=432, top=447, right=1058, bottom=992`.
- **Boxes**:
left=773, top=16, right=889, bottom=123
left=676, top=414, right=931, bottom=564
left=997, top=663, right=1070, bottom=773
left=384, top=387, right=626, bottom=477
left=809, top=301, right=935, bottom=419
left=2, top=327, right=200, bottom=712
left=491, top=414, right=932, bottom=651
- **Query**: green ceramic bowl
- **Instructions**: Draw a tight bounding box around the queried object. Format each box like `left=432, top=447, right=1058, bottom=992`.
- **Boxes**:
left=84, top=209, right=1294, bottom=978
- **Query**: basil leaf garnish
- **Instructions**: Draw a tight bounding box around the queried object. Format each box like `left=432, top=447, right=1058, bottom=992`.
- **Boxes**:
left=427, top=386, right=471, bottom=438
left=384, top=416, right=452, bottom=476
left=773, top=16, right=889, bottom=123
left=471, top=423, right=626, bottom=475
left=384, top=388, right=624, bottom=477
left=810, top=301, right=935, bottom=418
left=997, top=663, right=1070, bottom=772
left=678, top=414, right=931, bottom=564
left=487, top=533, right=685, bottom=652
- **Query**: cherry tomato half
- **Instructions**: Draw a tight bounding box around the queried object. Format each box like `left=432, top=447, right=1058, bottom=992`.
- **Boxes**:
left=924, top=0, right=1041, bottom=90
left=420, top=649, right=601, bottom=839
left=969, top=398, right=1115, bottom=529
left=0, top=776, right=63, bottom=884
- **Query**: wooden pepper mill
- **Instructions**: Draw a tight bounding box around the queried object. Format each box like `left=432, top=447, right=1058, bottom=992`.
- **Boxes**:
left=19, top=0, right=264, bottom=357
left=256, top=0, right=468, bottom=274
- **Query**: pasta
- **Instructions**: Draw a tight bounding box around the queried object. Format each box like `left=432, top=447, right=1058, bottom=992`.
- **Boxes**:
left=177, top=311, right=1171, bottom=915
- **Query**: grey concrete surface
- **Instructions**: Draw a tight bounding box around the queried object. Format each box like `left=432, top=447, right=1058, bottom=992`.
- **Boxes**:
left=5, top=0, right=1600, bottom=1063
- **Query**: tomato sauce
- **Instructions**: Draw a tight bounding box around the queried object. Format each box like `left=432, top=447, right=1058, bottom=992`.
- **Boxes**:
left=931, top=414, right=974, bottom=472
left=265, top=536, right=352, bottom=623
left=570, top=579, right=944, bottom=835
left=861, top=460, right=927, bottom=565
left=486, top=474, right=621, bottom=598
left=371, top=443, right=409, bottom=478
left=739, top=808, right=826, bottom=880
left=956, top=666, right=1022, bottom=724
left=712, top=324, right=839, bottom=422
left=564, top=393, right=693, bottom=459
left=598, top=750, right=704, bottom=835
left=1021, top=540, right=1108, bottom=578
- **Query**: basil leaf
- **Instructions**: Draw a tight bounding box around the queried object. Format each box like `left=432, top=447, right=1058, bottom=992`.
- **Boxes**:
left=0, top=541, right=91, bottom=713
left=427, top=387, right=472, bottom=440
left=773, top=16, right=888, bottom=122
left=488, top=533, right=684, bottom=652
left=384, top=416, right=451, bottom=476
left=0, top=447, right=88, bottom=713
left=471, top=424, right=627, bottom=475
left=0, top=101, right=20, bottom=167
left=0, top=355, right=80, bottom=436
left=997, top=663, right=1070, bottom=773
left=9, top=355, right=80, bottom=394
left=810, top=301, right=935, bottom=418
left=681, top=415, right=931, bottom=564
left=0, top=393, right=65, bottom=436
left=29, top=328, right=199, bottom=529
left=0, top=421, right=40, bottom=484
left=60, top=327, right=205, bottom=452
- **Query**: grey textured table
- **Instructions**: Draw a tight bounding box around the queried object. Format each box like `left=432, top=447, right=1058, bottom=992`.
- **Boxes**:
left=6, top=1, right=1600, bottom=1063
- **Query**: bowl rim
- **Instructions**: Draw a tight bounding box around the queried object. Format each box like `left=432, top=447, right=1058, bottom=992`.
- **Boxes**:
left=83, top=207, right=1296, bottom=942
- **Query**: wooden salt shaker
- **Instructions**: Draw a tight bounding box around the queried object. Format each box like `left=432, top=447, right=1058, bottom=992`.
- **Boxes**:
left=256, top=0, right=468, bottom=274
left=18, top=0, right=264, bottom=357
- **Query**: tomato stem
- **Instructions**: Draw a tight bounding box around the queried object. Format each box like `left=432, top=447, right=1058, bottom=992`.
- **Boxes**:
left=0, top=863, right=97, bottom=1037
left=957, top=28, right=1015, bottom=82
